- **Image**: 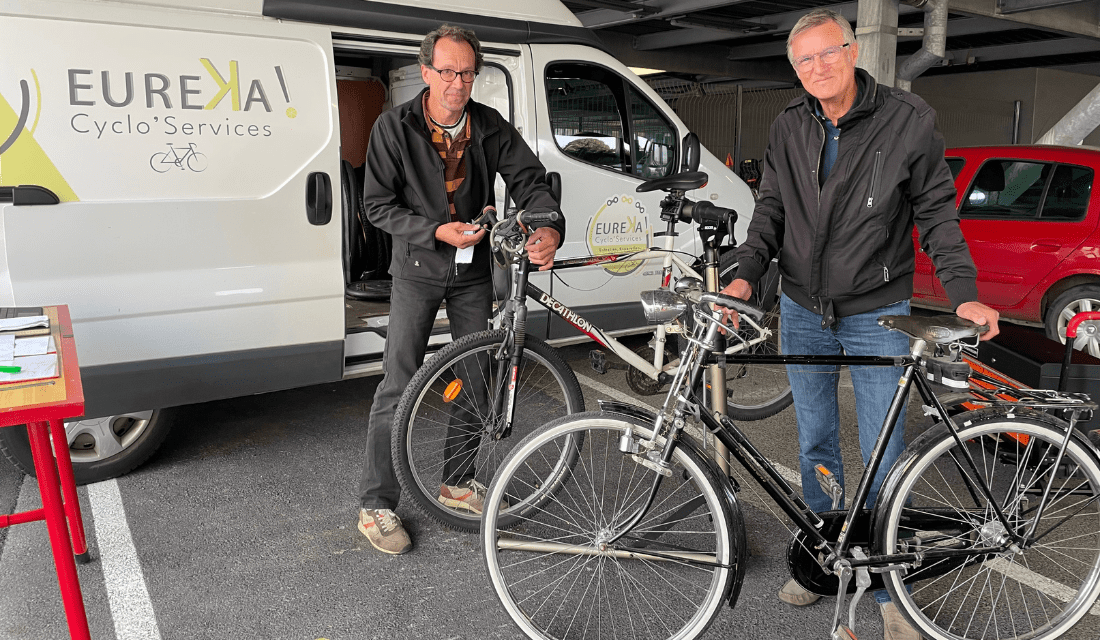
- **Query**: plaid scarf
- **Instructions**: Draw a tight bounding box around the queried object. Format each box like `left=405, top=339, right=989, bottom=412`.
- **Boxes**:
left=423, top=92, right=472, bottom=222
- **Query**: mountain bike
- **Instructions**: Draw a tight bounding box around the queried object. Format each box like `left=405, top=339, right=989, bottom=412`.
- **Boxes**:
left=391, top=172, right=789, bottom=531
left=480, top=284, right=1100, bottom=640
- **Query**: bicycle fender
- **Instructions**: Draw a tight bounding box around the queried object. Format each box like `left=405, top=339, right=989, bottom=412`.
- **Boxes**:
left=596, top=400, right=748, bottom=608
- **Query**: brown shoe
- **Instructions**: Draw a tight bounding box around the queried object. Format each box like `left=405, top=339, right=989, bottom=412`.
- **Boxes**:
left=778, top=578, right=822, bottom=606
left=438, top=478, right=507, bottom=514
left=881, top=602, right=921, bottom=640
left=357, top=509, right=412, bottom=555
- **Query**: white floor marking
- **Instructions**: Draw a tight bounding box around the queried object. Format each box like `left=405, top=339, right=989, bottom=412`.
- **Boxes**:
left=87, top=479, right=163, bottom=640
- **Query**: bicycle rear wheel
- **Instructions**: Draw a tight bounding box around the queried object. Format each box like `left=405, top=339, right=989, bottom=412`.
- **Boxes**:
left=876, top=408, right=1100, bottom=640
left=392, top=329, right=584, bottom=531
left=482, top=412, right=742, bottom=640
left=718, top=252, right=792, bottom=420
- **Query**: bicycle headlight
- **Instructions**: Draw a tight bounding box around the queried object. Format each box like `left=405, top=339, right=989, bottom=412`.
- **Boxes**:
left=641, top=290, right=688, bottom=324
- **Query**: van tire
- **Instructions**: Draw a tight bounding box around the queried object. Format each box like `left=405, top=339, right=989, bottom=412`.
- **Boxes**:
left=0, top=409, right=172, bottom=484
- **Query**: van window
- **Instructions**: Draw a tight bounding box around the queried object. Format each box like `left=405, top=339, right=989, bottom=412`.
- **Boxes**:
left=545, top=63, right=676, bottom=179
left=961, top=159, right=1091, bottom=222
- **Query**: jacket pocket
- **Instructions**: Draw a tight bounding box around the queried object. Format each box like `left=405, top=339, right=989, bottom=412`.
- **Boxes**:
left=866, top=150, right=884, bottom=209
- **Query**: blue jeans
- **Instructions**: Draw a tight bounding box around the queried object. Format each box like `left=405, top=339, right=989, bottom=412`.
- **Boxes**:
left=781, top=295, right=911, bottom=604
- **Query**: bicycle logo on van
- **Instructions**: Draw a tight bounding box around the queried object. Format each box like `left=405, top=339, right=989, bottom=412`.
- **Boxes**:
left=149, top=143, right=208, bottom=173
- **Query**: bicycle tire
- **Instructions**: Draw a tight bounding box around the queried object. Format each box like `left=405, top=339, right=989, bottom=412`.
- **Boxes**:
left=718, top=251, right=792, bottom=420
left=876, top=407, right=1100, bottom=640
left=392, top=329, right=584, bottom=532
left=482, top=412, right=741, bottom=640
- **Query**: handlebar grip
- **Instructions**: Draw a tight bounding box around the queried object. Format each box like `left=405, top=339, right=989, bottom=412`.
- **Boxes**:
left=473, top=205, right=499, bottom=229
left=516, top=209, right=561, bottom=227
left=682, top=200, right=737, bottom=226
left=700, top=293, right=765, bottom=323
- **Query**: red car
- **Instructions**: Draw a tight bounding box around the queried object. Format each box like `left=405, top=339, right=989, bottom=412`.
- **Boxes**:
left=912, top=145, right=1100, bottom=356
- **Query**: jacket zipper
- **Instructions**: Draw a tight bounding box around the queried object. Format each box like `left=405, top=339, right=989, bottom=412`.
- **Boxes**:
left=814, top=115, right=827, bottom=302
left=866, top=150, right=883, bottom=208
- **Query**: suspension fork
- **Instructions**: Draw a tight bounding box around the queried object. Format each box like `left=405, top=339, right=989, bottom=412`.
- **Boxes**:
left=490, top=258, right=532, bottom=439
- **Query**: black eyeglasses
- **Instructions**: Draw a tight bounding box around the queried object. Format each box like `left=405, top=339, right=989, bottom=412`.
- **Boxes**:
left=428, top=66, right=478, bottom=83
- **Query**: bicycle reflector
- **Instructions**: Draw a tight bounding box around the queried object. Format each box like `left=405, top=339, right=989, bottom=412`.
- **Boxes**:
left=443, top=379, right=463, bottom=402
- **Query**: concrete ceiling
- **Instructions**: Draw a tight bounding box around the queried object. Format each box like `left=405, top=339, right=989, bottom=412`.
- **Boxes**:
left=564, top=0, right=1100, bottom=87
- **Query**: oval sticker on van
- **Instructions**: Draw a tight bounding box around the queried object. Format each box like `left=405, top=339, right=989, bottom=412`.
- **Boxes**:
left=585, top=195, right=651, bottom=276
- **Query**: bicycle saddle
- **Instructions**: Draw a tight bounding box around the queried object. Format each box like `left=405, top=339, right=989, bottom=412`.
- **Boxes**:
left=878, top=314, right=986, bottom=343
left=636, top=171, right=708, bottom=193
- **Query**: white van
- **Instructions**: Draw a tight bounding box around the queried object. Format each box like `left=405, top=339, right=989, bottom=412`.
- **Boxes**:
left=0, top=0, right=754, bottom=482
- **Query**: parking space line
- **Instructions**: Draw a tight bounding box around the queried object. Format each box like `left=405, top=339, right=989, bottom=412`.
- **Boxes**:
left=87, top=479, right=162, bottom=640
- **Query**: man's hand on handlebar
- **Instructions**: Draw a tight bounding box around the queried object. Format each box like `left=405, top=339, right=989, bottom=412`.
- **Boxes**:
left=436, top=221, right=487, bottom=249
left=956, top=300, right=1001, bottom=341
left=717, top=278, right=754, bottom=332
left=526, top=227, right=561, bottom=271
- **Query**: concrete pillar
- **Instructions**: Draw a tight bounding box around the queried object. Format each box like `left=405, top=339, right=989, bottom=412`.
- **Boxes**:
left=855, top=0, right=899, bottom=88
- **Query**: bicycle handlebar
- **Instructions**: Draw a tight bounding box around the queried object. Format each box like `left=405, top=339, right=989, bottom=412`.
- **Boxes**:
left=680, top=200, right=736, bottom=226
left=699, top=292, right=765, bottom=323
left=517, top=209, right=561, bottom=227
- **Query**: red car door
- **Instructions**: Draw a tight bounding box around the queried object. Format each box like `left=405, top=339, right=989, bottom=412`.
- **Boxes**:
left=958, top=158, right=1094, bottom=310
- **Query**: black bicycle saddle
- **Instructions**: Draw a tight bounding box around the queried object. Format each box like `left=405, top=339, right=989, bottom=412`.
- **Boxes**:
left=636, top=171, right=708, bottom=193
left=878, top=315, right=987, bottom=343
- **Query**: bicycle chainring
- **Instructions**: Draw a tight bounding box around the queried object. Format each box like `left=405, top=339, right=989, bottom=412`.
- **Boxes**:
left=626, top=345, right=675, bottom=396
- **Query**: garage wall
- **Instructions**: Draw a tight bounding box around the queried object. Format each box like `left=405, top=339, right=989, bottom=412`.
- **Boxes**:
left=912, top=68, right=1100, bottom=147
left=651, top=67, right=1100, bottom=172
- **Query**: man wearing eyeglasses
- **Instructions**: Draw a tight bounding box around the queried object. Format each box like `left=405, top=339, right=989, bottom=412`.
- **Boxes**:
left=356, top=24, right=564, bottom=556
left=721, top=9, right=999, bottom=640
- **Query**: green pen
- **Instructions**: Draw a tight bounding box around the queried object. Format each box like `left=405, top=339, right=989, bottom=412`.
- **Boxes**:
left=0, top=366, right=21, bottom=373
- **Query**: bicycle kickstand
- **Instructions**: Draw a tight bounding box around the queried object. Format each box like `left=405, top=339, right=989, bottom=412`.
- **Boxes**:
left=827, top=550, right=871, bottom=640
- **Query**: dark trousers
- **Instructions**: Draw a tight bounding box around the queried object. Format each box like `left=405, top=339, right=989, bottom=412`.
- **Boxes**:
left=358, top=276, right=493, bottom=510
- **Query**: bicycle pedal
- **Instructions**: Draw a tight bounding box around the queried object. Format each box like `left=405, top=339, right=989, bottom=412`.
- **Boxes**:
left=814, top=465, right=844, bottom=511
left=832, top=624, right=858, bottom=640
left=589, top=349, right=608, bottom=374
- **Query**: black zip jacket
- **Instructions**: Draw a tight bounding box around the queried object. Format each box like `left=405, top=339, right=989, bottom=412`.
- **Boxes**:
left=362, top=88, right=564, bottom=287
left=733, top=69, right=978, bottom=322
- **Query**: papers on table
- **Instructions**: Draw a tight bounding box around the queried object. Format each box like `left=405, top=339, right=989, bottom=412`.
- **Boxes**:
left=0, top=315, right=49, bottom=331
left=0, top=334, right=59, bottom=384
left=0, top=354, right=58, bottom=383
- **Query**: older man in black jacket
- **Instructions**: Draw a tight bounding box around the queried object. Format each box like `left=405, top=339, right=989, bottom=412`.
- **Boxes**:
left=721, top=9, right=998, bottom=640
left=356, top=24, right=563, bottom=556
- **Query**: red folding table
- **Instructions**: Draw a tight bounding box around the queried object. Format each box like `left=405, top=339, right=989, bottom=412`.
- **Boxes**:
left=0, top=305, right=91, bottom=640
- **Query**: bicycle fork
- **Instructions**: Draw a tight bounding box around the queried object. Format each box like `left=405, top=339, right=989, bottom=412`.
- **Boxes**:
left=490, top=260, right=532, bottom=440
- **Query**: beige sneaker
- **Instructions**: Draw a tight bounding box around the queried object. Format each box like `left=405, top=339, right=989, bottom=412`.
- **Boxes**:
left=778, top=578, right=822, bottom=606
left=438, top=478, right=507, bottom=514
left=357, top=509, right=412, bottom=555
left=881, top=602, right=921, bottom=640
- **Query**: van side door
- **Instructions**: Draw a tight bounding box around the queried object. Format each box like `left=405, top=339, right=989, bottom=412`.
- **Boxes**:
left=0, top=3, right=344, bottom=417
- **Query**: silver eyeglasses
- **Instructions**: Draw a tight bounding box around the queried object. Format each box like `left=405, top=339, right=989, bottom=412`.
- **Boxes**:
left=793, top=43, right=850, bottom=71
left=429, top=66, right=478, bottom=83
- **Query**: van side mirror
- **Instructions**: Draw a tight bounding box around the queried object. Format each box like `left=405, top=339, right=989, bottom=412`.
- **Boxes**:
left=546, top=172, right=562, bottom=204
left=681, top=133, right=700, bottom=173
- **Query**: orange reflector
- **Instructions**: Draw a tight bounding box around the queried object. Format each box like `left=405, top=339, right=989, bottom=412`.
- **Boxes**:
left=1006, top=431, right=1030, bottom=446
left=443, top=379, right=463, bottom=402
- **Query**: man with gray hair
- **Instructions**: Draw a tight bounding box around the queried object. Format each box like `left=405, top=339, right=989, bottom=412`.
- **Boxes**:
left=721, top=8, right=999, bottom=640
left=356, top=24, right=564, bottom=555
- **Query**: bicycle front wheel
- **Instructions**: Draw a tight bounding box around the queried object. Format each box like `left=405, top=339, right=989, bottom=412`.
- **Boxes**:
left=392, top=329, right=584, bottom=531
left=877, top=408, right=1100, bottom=640
left=482, top=413, right=741, bottom=640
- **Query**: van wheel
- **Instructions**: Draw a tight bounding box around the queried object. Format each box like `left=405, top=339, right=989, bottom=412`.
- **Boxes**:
left=1044, top=284, right=1100, bottom=358
left=0, top=409, right=172, bottom=484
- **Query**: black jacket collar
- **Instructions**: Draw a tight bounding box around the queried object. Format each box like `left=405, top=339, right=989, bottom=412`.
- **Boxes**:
left=401, top=87, right=499, bottom=144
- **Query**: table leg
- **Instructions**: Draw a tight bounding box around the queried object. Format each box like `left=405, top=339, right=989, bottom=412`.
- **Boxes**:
left=28, top=421, right=92, bottom=640
left=47, top=419, right=90, bottom=561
